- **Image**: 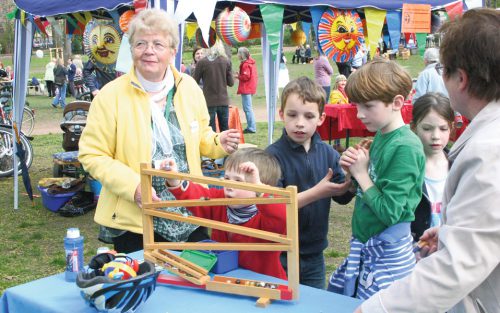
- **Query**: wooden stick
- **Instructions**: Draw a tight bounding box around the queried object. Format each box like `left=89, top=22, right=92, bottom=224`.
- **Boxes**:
left=286, top=185, right=300, bottom=300
left=142, top=197, right=290, bottom=209
left=144, top=242, right=290, bottom=251
left=140, top=163, right=155, bottom=251
left=256, top=297, right=271, bottom=308
left=206, top=280, right=281, bottom=300
left=144, top=209, right=291, bottom=244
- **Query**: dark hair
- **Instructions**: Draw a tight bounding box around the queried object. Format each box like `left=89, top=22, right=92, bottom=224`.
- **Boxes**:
left=439, top=8, right=500, bottom=102
left=280, top=76, right=326, bottom=114
left=224, top=148, right=282, bottom=186
left=192, top=46, right=203, bottom=63
left=345, top=59, right=412, bottom=105
left=411, top=92, right=454, bottom=128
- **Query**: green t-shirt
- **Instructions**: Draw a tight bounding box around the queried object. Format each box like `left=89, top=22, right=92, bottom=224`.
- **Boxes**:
left=352, top=125, right=425, bottom=243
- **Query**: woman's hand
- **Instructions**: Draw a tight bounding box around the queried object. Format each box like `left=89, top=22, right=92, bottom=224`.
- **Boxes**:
left=134, top=184, right=161, bottom=208
left=419, top=227, right=440, bottom=258
left=220, top=129, right=241, bottom=154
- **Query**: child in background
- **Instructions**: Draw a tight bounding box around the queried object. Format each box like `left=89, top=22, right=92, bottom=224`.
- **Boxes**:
left=266, top=76, right=354, bottom=289
left=329, top=74, right=349, bottom=152
left=410, top=92, right=454, bottom=244
left=328, top=59, right=425, bottom=299
left=161, top=148, right=287, bottom=279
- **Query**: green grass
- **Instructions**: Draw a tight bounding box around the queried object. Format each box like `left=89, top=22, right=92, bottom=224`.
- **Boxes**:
left=0, top=47, right=423, bottom=294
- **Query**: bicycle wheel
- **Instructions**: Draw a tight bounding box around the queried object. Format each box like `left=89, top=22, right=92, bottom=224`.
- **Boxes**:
left=21, top=107, right=35, bottom=136
left=0, top=127, right=33, bottom=177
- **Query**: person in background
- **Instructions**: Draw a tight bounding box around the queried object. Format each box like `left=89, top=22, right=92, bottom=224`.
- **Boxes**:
left=72, top=54, right=84, bottom=71
left=52, top=58, right=68, bottom=108
left=5, top=66, right=13, bottom=80
left=304, top=44, right=312, bottom=63
left=162, top=148, right=287, bottom=279
left=83, top=60, right=116, bottom=98
left=193, top=40, right=234, bottom=132
left=235, top=47, right=258, bottom=134
left=67, top=58, right=77, bottom=97
left=78, top=9, right=241, bottom=254
left=351, top=43, right=366, bottom=72
left=313, top=51, right=334, bottom=100
left=410, top=92, right=453, bottom=245
left=267, top=76, right=354, bottom=289
left=412, top=48, right=448, bottom=103
left=185, top=46, right=204, bottom=78
left=44, top=58, right=56, bottom=97
left=329, top=59, right=425, bottom=299
left=292, top=45, right=302, bottom=64
left=329, top=74, right=349, bottom=152
left=299, top=45, right=306, bottom=64
left=357, top=9, right=500, bottom=312
left=336, top=61, right=351, bottom=78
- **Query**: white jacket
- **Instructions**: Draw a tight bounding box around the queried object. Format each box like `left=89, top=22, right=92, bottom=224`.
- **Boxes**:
left=362, top=100, right=500, bottom=313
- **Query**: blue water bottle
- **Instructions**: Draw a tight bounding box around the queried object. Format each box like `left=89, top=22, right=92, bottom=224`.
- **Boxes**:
left=64, top=228, right=84, bottom=282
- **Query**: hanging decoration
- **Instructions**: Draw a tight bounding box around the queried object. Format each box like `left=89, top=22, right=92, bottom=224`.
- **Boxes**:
left=119, top=10, right=135, bottom=33
left=365, top=8, right=387, bottom=59
left=186, top=23, right=198, bottom=41
left=318, top=8, right=364, bottom=63
left=195, top=27, right=217, bottom=48
left=215, top=6, right=251, bottom=46
left=83, top=18, right=122, bottom=73
left=133, top=0, right=148, bottom=13
left=259, top=3, right=285, bottom=60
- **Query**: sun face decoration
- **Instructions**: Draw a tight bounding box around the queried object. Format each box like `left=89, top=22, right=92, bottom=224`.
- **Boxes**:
left=318, top=9, right=364, bottom=63
left=83, top=19, right=122, bottom=72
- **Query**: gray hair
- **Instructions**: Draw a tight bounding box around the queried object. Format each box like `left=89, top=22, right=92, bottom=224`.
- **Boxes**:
left=127, top=8, right=179, bottom=50
left=423, top=48, right=440, bottom=63
left=237, top=47, right=250, bottom=60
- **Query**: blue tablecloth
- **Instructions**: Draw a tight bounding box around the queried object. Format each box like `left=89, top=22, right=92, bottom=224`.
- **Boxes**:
left=1, top=251, right=361, bottom=313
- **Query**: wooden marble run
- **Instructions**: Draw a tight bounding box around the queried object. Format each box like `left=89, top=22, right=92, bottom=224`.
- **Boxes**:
left=139, top=163, right=299, bottom=307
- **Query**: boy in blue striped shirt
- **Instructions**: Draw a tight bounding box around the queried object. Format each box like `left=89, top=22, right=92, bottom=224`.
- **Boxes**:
left=328, top=59, right=425, bottom=299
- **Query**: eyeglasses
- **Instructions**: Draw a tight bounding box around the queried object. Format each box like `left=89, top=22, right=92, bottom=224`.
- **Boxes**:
left=133, top=40, right=169, bottom=53
left=435, top=63, right=445, bottom=75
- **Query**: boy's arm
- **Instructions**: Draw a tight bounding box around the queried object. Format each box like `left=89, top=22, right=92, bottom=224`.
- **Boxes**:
left=168, top=180, right=225, bottom=220
left=356, top=145, right=425, bottom=226
left=256, top=202, right=287, bottom=235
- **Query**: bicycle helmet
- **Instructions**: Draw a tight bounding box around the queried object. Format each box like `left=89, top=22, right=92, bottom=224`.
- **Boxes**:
left=76, top=257, right=159, bottom=313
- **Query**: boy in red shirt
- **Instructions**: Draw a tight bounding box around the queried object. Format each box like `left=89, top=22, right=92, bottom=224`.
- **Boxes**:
left=160, top=148, right=287, bottom=279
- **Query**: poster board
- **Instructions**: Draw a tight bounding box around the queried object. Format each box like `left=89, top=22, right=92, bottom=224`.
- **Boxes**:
left=401, top=4, right=431, bottom=33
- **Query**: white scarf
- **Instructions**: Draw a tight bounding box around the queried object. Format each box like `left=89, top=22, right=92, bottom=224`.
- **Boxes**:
left=136, top=67, right=175, bottom=156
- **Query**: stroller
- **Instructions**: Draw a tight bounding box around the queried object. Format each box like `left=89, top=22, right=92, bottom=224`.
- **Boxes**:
left=53, top=101, right=90, bottom=177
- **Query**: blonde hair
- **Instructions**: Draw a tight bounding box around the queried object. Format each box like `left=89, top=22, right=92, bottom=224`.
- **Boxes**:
left=224, top=148, right=281, bottom=186
left=281, top=76, right=326, bottom=114
left=345, top=59, right=412, bottom=105
left=333, top=74, right=347, bottom=90
left=127, top=8, right=179, bottom=50
left=207, top=40, right=227, bottom=59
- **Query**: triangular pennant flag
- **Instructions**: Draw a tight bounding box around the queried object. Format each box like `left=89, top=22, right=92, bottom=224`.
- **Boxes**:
left=290, top=23, right=297, bottom=31
left=415, top=33, right=427, bottom=56
left=247, top=23, right=261, bottom=40
left=83, top=12, right=92, bottom=24
left=260, top=4, right=284, bottom=60
left=174, top=0, right=196, bottom=24
left=186, top=23, right=198, bottom=41
left=365, top=8, right=386, bottom=59
left=6, top=7, right=18, bottom=20
left=464, top=0, right=482, bottom=9
left=193, top=0, right=217, bottom=49
left=72, top=12, right=87, bottom=25
left=116, top=34, right=133, bottom=73
left=445, top=1, right=463, bottom=21
left=20, top=10, right=26, bottom=26
left=302, top=22, right=311, bottom=43
left=310, top=6, right=327, bottom=54
left=386, top=11, right=402, bottom=51
left=62, top=14, right=78, bottom=33
left=34, top=17, right=48, bottom=36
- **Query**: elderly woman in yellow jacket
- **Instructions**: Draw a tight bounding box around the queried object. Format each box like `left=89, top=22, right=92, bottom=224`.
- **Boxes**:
left=328, top=74, right=348, bottom=105
left=79, top=9, right=240, bottom=253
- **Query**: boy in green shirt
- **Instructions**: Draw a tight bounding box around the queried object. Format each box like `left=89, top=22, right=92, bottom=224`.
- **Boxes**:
left=328, top=59, right=425, bottom=299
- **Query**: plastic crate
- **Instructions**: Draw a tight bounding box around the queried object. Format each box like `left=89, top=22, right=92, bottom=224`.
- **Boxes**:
left=180, top=250, right=217, bottom=272
left=200, top=240, right=239, bottom=274
left=38, top=186, right=76, bottom=212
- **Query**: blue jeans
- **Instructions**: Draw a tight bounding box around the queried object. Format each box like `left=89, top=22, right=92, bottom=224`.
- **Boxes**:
left=241, top=94, right=256, bottom=132
left=52, top=83, right=67, bottom=108
left=208, top=106, right=229, bottom=132
left=281, top=252, right=326, bottom=289
left=322, top=86, right=331, bottom=102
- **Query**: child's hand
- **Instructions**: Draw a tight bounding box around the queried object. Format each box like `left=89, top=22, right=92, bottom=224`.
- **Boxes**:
left=316, top=168, right=353, bottom=197
left=239, top=161, right=261, bottom=185
left=339, top=147, right=359, bottom=173
left=156, top=158, right=181, bottom=187
left=348, top=147, right=370, bottom=179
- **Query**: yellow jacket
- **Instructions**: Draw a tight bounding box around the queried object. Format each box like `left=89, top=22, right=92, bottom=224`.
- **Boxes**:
left=79, top=65, right=226, bottom=234
left=329, top=89, right=349, bottom=104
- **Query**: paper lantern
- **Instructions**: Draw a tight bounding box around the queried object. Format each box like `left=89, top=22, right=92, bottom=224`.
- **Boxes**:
left=83, top=19, right=122, bottom=73
left=291, top=29, right=306, bottom=46
left=35, top=50, right=44, bottom=58
left=215, top=6, right=251, bottom=46
left=195, top=27, right=217, bottom=48
left=318, top=9, right=364, bottom=63
left=119, top=10, right=135, bottom=33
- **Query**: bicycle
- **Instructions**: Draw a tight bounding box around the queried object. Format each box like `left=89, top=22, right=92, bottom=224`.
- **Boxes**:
left=0, top=86, right=35, bottom=136
left=0, top=124, right=33, bottom=177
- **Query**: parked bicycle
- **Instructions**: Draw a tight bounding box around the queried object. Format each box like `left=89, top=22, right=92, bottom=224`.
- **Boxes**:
left=0, top=85, right=35, bottom=136
left=0, top=124, right=33, bottom=177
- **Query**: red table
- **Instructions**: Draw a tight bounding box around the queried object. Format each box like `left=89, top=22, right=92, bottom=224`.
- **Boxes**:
left=317, top=104, right=413, bottom=146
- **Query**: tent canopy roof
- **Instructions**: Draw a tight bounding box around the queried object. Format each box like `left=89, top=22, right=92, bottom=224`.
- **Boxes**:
left=15, top=0, right=454, bottom=23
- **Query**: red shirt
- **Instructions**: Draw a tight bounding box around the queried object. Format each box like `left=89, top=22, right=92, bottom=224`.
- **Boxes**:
left=236, top=57, right=258, bottom=95
left=169, top=182, right=287, bottom=279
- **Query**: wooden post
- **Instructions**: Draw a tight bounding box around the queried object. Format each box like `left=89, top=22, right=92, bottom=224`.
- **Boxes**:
left=140, top=162, right=154, bottom=262
left=286, top=185, right=300, bottom=300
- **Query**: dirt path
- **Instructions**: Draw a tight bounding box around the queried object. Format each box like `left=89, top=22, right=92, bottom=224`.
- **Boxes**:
left=31, top=104, right=274, bottom=135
